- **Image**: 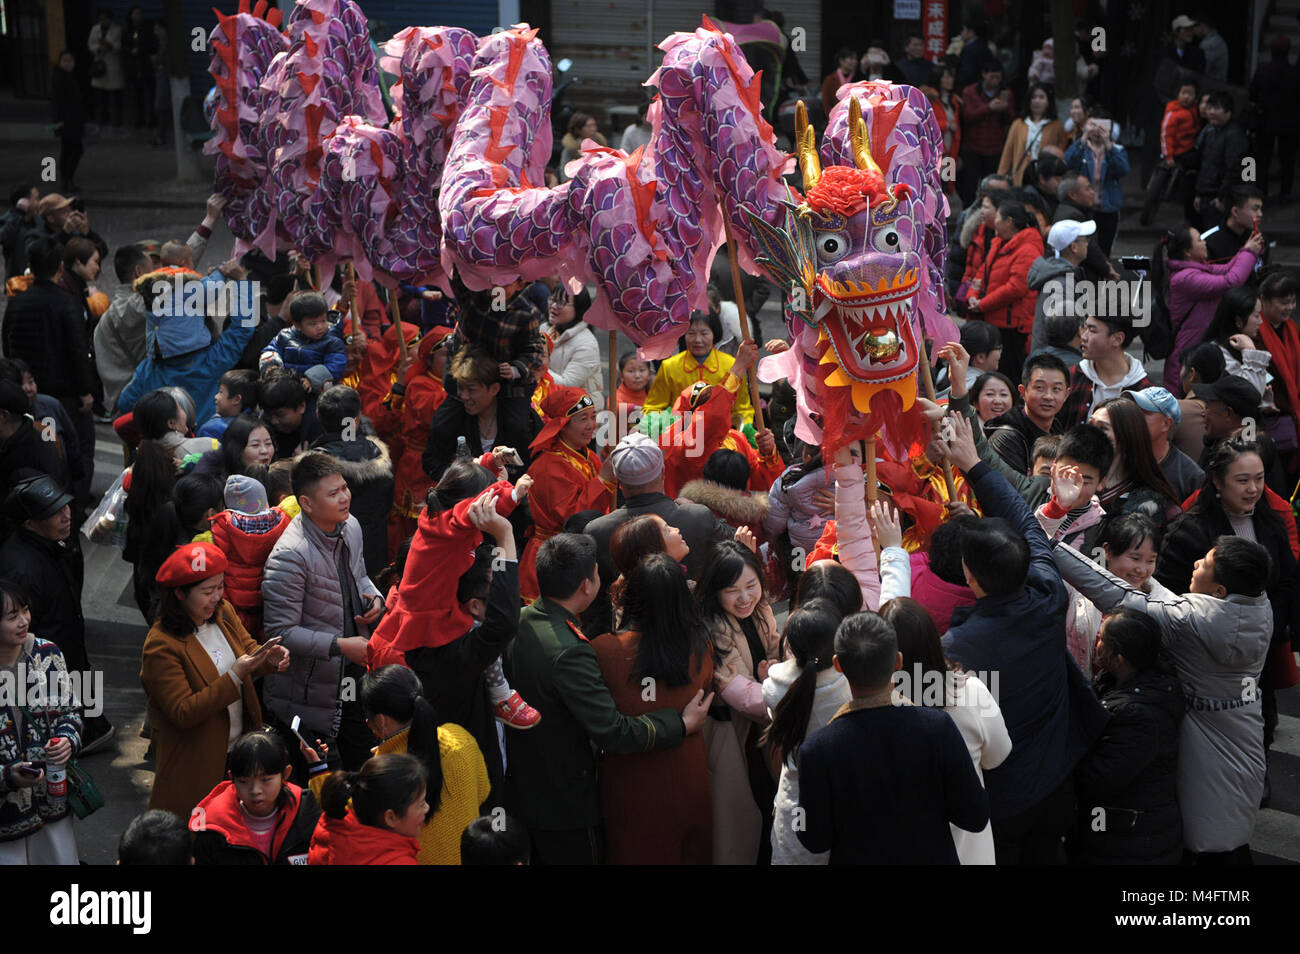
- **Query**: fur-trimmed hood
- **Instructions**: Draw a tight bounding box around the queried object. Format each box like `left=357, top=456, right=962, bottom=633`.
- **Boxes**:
left=307, top=434, right=392, bottom=481
left=678, top=479, right=769, bottom=526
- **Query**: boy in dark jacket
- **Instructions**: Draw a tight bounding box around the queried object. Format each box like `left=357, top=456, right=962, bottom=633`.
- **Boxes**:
left=1073, top=610, right=1185, bottom=864
left=940, top=413, right=1110, bottom=864
left=192, top=731, right=326, bottom=865
left=310, top=386, right=394, bottom=577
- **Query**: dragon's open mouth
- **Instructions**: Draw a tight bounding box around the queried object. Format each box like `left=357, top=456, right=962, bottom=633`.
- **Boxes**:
left=816, top=269, right=919, bottom=383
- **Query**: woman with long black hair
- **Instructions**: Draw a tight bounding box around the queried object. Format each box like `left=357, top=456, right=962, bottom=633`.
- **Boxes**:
left=359, top=665, right=490, bottom=865
left=594, top=553, right=713, bottom=863
left=882, top=596, right=1010, bottom=864
left=1201, top=286, right=1269, bottom=396
left=697, top=538, right=781, bottom=864
left=1089, top=398, right=1180, bottom=530
left=761, top=598, right=845, bottom=865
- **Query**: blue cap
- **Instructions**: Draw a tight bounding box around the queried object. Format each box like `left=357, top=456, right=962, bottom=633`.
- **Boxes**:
left=1124, top=386, right=1181, bottom=423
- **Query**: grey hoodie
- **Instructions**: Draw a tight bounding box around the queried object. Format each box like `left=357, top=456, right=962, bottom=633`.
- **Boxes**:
left=1027, top=256, right=1082, bottom=353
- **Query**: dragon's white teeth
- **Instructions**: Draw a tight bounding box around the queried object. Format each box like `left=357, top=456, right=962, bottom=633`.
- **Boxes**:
left=815, top=296, right=835, bottom=320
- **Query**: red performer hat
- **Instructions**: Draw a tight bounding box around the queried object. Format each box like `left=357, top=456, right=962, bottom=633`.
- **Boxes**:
left=155, top=542, right=229, bottom=588
left=405, top=326, right=455, bottom=387
left=530, top=385, right=595, bottom=452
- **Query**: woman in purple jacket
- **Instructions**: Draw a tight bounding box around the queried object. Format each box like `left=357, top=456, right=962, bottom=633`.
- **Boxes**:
left=1157, top=225, right=1263, bottom=395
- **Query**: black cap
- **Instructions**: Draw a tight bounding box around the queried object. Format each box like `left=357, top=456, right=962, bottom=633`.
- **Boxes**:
left=5, top=474, right=74, bottom=522
left=1191, top=374, right=1259, bottom=420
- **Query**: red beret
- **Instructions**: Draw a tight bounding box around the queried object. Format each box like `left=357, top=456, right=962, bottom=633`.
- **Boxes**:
left=155, top=542, right=228, bottom=588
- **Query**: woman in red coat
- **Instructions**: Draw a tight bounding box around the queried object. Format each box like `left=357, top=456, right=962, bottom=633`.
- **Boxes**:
left=519, top=386, right=615, bottom=601
left=965, top=199, right=1044, bottom=382
left=595, top=553, right=714, bottom=864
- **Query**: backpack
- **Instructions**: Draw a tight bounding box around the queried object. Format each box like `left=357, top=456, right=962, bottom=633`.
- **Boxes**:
left=1141, top=278, right=1174, bottom=361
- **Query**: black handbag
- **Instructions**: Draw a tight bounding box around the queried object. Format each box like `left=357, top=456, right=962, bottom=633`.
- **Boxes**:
left=90, top=57, right=107, bottom=79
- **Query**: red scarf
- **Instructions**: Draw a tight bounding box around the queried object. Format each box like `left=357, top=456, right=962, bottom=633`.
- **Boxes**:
left=1259, top=318, right=1300, bottom=418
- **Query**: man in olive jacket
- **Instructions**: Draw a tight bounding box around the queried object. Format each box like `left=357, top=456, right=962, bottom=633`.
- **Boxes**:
left=504, top=533, right=712, bottom=864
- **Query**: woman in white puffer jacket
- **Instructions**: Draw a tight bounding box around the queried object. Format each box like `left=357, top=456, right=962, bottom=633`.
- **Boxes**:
left=542, top=286, right=604, bottom=407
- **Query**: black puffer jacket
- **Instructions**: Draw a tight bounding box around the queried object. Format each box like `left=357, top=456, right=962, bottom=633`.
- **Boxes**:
left=0, top=527, right=88, bottom=672
left=1074, top=668, right=1185, bottom=864
left=310, top=434, right=394, bottom=577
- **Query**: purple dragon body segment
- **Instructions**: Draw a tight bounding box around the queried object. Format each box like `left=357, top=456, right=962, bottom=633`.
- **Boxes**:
left=207, top=0, right=954, bottom=448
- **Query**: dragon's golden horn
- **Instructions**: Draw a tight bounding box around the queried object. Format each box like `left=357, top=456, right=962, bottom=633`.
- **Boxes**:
left=848, top=97, right=883, bottom=178
left=795, top=100, right=821, bottom=191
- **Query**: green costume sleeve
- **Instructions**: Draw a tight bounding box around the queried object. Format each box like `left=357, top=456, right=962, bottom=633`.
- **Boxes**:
left=552, top=643, right=686, bottom=754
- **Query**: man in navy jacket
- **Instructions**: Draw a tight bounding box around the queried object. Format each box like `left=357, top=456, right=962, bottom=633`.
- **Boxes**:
left=796, top=612, right=989, bottom=864
left=940, top=413, right=1109, bottom=864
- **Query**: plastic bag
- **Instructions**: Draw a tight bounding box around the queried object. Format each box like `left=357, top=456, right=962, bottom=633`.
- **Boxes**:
left=82, top=468, right=129, bottom=549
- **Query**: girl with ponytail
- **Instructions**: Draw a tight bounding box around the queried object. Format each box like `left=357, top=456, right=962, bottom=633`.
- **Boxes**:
left=358, top=665, right=491, bottom=865
left=881, top=596, right=1010, bottom=864
left=760, top=598, right=848, bottom=865
left=308, top=752, right=428, bottom=865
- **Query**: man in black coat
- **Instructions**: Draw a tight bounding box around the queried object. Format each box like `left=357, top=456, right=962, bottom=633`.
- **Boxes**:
left=580, top=432, right=728, bottom=636
left=0, top=382, right=67, bottom=493
left=1193, top=92, right=1249, bottom=229
left=0, top=473, right=114, bottom=751
left=1, top=237, right=96, bottom=515
left=423, top=347, right=540, bottom=484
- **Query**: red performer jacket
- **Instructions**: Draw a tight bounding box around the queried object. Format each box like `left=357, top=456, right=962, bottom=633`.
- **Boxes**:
left=366, top=471, right=516, bottom=670
left=519, top=441, right=614, bottom=601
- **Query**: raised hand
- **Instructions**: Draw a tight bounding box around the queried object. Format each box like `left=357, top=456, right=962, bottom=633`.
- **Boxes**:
left=1052, top=462, right=1086, bottom=511
left=870, top=499, right=903, bottom=550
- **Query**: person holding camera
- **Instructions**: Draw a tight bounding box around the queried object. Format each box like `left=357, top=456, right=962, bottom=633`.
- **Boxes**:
left=1064, top=112, right=1130, bottom=256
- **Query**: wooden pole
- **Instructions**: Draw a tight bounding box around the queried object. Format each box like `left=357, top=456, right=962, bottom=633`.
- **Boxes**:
left=344, top=261, right=359, bottom=331
left=389, top=292, right=409, bottom=359
left=311, top=265, right=321, bottom=292
left=915, top=336, right=959, bottom=501
left=608, top=330, right=618, bottom=414
left=721, top=215, right=765, bottom=432
left=865, top=436, right=881, bottom=563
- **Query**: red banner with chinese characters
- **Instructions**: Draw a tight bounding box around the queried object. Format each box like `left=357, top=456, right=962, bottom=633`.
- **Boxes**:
left=924, top=1, right=948, bottom=63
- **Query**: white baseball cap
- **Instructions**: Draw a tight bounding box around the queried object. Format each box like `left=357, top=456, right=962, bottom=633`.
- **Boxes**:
left=1171, top=15, right=1197, bottom=30
left=1047, top=218, right=1096, bottom=255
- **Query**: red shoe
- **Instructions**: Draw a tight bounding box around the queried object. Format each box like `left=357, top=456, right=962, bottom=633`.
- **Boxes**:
left=493, top=691, right=541, bottom=729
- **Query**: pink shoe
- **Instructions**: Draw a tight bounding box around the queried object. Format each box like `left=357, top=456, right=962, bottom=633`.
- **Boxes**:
left=494, top=691, right=541, bottom=729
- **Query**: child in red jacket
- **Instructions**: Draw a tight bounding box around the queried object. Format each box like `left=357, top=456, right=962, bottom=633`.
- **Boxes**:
left=207, top=475, right=292, bottom=641
left=191, top=730, right=326, bottom=865
left=366, top=461, right=541, bottom=729
left=308, top=752, right=426, bottom=865
left=1142, top=81, right=1202, bottom=225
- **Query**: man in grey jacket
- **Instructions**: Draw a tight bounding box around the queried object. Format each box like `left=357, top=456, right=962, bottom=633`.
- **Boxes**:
left=262, top=452, right=384, bottom=773
left=94, top=244, right=150, bottom=414
left=1053, top=532, right=1272, bottom=861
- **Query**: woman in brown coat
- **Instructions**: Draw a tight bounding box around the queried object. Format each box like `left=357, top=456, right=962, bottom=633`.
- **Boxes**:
left=140, top=542, right=288, bottom=818
left=997, top=82, right=1066, bottom=185
left=595, top=553, right=713, bottom=864
left=696, top=537, right=781, bottom=865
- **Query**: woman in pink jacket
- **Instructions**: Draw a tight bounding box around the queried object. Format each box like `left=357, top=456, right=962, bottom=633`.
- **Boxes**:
left=1157, top=225, right=1263, bottom=395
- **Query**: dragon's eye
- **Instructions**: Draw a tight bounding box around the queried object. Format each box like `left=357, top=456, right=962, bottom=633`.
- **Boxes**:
left=870, top=227, right=910, bottom=253
left=815, top=231, right=850, bottom=263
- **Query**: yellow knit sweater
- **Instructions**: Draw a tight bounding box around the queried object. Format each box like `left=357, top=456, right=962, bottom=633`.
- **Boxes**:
left=374, top=723, right=491, bottom=865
